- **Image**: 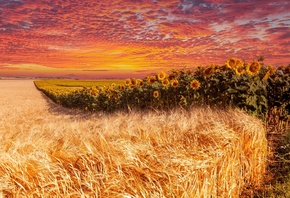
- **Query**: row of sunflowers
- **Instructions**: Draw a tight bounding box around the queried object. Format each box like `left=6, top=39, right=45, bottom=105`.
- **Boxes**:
left=35, top=58, right=290, bottom=124
left=34, top=79, right=123, bottom=104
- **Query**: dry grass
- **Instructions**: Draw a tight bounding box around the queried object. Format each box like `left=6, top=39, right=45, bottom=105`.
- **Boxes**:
left=0, top=80, right=268, bottom=197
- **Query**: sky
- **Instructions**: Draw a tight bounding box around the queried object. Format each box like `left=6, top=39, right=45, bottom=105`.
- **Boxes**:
left=0, top=0, right=289, bottom=79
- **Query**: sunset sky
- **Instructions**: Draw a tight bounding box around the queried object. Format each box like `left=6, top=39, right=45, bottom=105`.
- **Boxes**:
left=0, top=0, right=289, bottom=78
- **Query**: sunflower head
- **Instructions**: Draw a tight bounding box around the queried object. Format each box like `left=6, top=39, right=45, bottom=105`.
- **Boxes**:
left=190, top=79, right=201, bottom=90
left=119, top=84, right=125, bottom=91
left=139, top=81, right=144, bottom=87
left=225, top=58, right=243, bottom=70
left=153, top=90, right=159, bottom=98
left=91, top=90, right=98, bottom=96
left=131, top=78, right=137, bottom=85
left=225, top=58, right=237, bottom=69
left=210, top=65, right=221, bottom=73
left=235, top=66, right=245, bottom=76
left=246, top=61, right=261, bottom=75
left=180, top=96, right=187, bottom=104
left=158, top=71, right=167, bottom=81
left=103, top=85, right=109, bottom=92
left=171, top=79, right=178, bottom=88
left=147, top=76, right=157, bottom=84
left=204, top=65, right=215, bottom=77
left=136, top=79, right=144, bottom=86
left=125, top=79, right=132, bottom=86
left=162, top=79, right=169, bottom=87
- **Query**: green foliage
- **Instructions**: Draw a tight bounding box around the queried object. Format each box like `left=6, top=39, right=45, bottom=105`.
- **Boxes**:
left=34, top=59, right=290, bottom=122
left=257, top=129, right=290, bottom=198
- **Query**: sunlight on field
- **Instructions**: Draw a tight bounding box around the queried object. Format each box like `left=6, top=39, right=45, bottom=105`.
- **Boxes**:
left=34, top=79, right=123, bottom=95
left=49, top=79, right=124, bottom=87
left=0, top=80, right=268, bottom=197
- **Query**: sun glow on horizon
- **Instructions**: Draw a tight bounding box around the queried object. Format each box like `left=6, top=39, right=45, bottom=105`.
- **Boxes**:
left=0, top=0, right=289, bottom=78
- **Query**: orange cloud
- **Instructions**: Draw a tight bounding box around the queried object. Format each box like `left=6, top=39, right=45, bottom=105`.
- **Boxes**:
left=0, top=0, right=289, bottom=78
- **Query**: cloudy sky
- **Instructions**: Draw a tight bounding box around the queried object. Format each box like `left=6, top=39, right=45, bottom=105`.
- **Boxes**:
left=0, top=0, right=289, bottom=78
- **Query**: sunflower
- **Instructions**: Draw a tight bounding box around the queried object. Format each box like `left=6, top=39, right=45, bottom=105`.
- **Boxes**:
left=158, top=71, right=167, bottom=81
left=204, top=65, right=215, bottom=77
left=162, top=79, right=169, bottom=87
left=234, top=66, right=245, bottom=76
left=209, top=65, right=220, bottom=73
left=131, top=78, right=137, bottom=86
left=138, top=80, right=144, bottom=87
left=236, top=59, right=243, bottom=67
left=102, top=85, right=109, bottom=92
left=168, top=74, right=177, bottom=80
left=91, top=90, right=98, bottom=96
left=180, top=96, right=187, bottom=104
left=171, top=79, right=178, bottom=88
left=153, top=90, right=159, bottom=98
left=125, top=79, right=132, bottom=86
left=225, top=58, right=237, bottom=69
left=119, top=84, right=125, bottom=91
left=136, top=79, right=143, bottom=86
left=147, top=76, right=157, bottom=84
left=246, top=61, right=261, bottom=75
left=190, top=79, right=201, bottom=90
left=225, top=58, right=243, bottom=69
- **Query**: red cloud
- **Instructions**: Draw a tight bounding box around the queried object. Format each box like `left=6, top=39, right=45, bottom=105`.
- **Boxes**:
left=0, top=0, right=289, bottom=78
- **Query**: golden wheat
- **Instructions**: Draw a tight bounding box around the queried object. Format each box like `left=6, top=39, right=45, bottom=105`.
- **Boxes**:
left=0, top=80, right=268, bottom=197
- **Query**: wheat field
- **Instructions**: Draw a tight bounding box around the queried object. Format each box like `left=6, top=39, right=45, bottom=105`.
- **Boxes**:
left=0, top=80, right=268, bottom=197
